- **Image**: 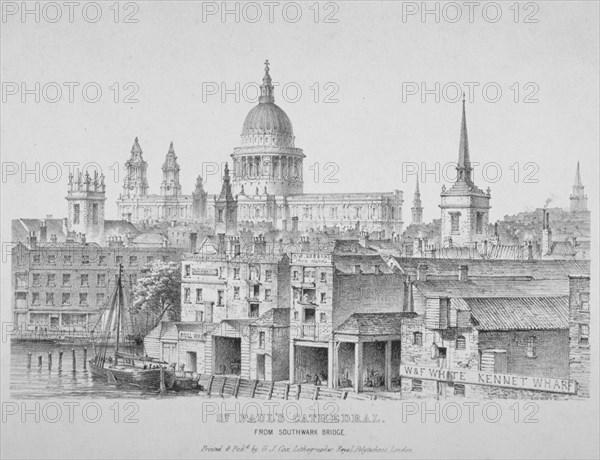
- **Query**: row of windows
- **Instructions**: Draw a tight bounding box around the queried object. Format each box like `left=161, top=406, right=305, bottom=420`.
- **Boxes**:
left=292, top=268, right=328, bottom=283
left=31, top=273, right=107, bottom=287
left=31, top=254, right=169, bottom=265
left=411, top=332, right=467, bottom=350
left=411, top=380, right=465, bottom=396
left=292, top=309, right=327, bottom=323
left=183, top=287, right=275, bottom=304
left=30, top=292, right=105, bottom=306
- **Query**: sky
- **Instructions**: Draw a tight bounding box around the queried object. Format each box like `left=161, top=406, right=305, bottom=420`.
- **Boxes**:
left=1, top=1, right=598, bottom=234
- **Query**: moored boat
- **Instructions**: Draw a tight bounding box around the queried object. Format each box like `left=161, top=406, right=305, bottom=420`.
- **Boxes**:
left=88, top=265, right=175, bottom=391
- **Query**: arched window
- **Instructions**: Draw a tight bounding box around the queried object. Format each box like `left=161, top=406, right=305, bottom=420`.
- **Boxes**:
left=413, top=331, right=423, bottom=346
left=456, top=336, right=466, bottom=350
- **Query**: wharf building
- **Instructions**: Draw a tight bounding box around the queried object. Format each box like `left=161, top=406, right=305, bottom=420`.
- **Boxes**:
left=11, top=171, right=184, bottom=332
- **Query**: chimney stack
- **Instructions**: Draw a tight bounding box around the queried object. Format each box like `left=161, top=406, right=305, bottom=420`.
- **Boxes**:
left=354, top=264, right=361, bottom=275
left=373, top=265, right=381, bottom=275
left=301, top=236, right=310, bottom=253
left=39, top=220, right=48, bottom=243
left=527, top=241, right=534, bottom=261
left=190, top=232, right=198, bottom=253
left=458, top=264, right=469, bottom=281
left=542, top=210, right=552, bottom=255
left=359, top=231, right=369, bottom=248
left=416, top=263, right=428, bottom=281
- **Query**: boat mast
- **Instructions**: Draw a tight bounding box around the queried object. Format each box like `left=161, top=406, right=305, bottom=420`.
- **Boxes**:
left=114, top=264, right=123, bottom=366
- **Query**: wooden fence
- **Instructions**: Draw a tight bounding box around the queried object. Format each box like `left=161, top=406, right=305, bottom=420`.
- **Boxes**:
left=198, top=374, right=377, bottom=401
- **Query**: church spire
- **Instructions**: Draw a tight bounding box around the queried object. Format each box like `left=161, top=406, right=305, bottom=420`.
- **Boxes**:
left=456, top=93, right=473, bottom=184
left=259, top=59, right=275, bottom=104
left=574, top=161, right=582, bottom=187
left=570, top=161, right=587, bottom=212
left=411, top=175, right=423, bottom=225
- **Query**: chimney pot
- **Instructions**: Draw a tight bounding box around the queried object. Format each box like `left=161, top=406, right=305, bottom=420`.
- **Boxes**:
left=458, top=264, right=469, bottom=281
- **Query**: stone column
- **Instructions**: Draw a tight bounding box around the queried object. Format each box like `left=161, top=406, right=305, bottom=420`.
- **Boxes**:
left=354, top=341, right=363, bottom=393
left=328, top=340, right=335, bottom=389
left=385, top=340, right=392, bottom=391
left=289, top=341, right=295, bottom=384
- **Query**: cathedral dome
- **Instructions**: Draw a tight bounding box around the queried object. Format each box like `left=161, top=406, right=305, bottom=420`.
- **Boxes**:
left=239, top=60, right=295, bottom=148
left=242, top=102, right=294, bottom=137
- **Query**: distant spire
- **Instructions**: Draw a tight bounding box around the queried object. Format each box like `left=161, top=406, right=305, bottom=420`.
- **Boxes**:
left=574, top=161, right=582, bottom=187
left=411, top=175, right=423, bottom=225
left=456, top=94, right=472, bottom=184
left=259, top=59, right=275, bottom=104
left=168, top=141, right=175, bottom=154
left=570, top=161, right=587, bottom=212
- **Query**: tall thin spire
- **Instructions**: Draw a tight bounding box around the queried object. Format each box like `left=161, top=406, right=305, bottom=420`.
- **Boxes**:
left=411, top=175, right=423, bottom=225
left=456, top=93, right=472, bottom=184
left=259, top=59, right=275, bottom=104
left=574, top=161, right=582, bottom=187
left=570, top=161, right=588, bottom=212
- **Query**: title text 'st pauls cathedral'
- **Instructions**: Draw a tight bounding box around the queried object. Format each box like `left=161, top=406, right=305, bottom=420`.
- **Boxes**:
left=117, top=61, right=404, bottom=236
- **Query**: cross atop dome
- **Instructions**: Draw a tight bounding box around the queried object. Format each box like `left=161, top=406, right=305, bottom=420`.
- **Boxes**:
left=259, top=59, right=275, bottom=104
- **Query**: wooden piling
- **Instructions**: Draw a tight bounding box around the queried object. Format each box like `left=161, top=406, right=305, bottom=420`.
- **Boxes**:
left=233, top=377, right=241, bottom=398
left=37, top=355, right=42, bottom=368
left=58, top=351, right=63, bottom=369
left=27, top=353, right=32, bottom=368
left=268, top=381, right=275, bottom=400
left=72, top=348, right=76, bottom=370
left=159, top=367, right=166, bottom=395
left=83, top=348, right=87, bottom=369
left=48, top=352, right=52, bottom=370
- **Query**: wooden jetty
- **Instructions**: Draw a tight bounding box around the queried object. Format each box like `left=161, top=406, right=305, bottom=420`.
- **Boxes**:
left=197, top=374, right=377, bottom=401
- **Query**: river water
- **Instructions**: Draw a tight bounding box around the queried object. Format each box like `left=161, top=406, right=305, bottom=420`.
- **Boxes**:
left=10, top=341, right=188, bottom=399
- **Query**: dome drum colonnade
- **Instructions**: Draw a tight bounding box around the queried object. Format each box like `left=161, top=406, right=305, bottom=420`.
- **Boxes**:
left=230, top=60, right=305, bottom=197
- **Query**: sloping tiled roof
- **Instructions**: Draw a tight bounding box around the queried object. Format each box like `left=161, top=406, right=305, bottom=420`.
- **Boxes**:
left=334, top=254, right=395, bottom=274
left=392, top=257, right=589, bottom=280
left=251, top=308, right=290, bottom=327
left=467, top=297, right=569, bottom=331
left=12, top=218, right=68, bottom=243
left=333, top=240, right=379, bottom=255
left=414, top=279, right=568, bottom=298
left=131, top=232, right=166, bottom=246
left=104, top=220, right=139, bottom=236
left=550, top=241, right=576, bottom=256
left=334, top=312, right=416, bottom=336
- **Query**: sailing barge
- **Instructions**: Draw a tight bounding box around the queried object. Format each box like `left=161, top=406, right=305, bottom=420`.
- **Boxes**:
left=88, top=265, right=176, bottom=390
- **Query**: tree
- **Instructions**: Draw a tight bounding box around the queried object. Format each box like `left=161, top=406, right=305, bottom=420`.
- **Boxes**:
left=131, top=261, right=181, bottom=332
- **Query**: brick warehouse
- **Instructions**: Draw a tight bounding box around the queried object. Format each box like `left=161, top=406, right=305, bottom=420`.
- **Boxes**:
left=398, top=264, right=590, bottom=399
